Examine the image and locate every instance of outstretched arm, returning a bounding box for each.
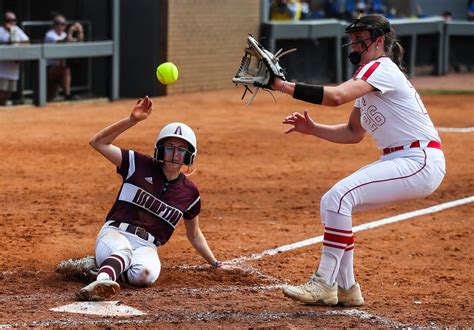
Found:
[274,78,374,107]
[89,96,153,166]
[184,216,220,267]
[283,107,366,144]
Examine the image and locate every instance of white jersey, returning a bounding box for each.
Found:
[353,57,440,149]
[0,26,29,80]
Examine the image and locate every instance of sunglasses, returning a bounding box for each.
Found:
[53,21,66,26]
[4,18,16,23]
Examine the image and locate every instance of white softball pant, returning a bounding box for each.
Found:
[320,147,446,221]
[95,221,161,286]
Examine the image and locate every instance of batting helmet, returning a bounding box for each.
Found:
[154,122,197,166]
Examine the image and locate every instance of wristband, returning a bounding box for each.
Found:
[293,83,324,105]
[211,260,222,269]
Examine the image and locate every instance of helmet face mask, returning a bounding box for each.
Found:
[343,15,391,65]
[154,122,197,166]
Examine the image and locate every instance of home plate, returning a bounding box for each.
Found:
[50,301,146,316]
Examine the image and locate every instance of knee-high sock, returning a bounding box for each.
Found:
[316,211,352,287]
[96,254,126,281]
[335,236,355,290]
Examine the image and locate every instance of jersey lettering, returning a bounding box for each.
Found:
[406,79,428,114]
[119,183,183,228]
[362,105,386,132]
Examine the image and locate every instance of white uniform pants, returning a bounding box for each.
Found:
[320,148,446,221]
[95,221,161,286]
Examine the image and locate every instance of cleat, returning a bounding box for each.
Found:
[338,283,365,307]
[77,279,121,301]
[283,275,338,305]
[55,256,98,282]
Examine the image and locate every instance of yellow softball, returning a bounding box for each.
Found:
[156,62,179,85]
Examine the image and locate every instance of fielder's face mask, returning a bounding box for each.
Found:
[343,17,391,65]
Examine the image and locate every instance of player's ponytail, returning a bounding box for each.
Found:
[384,30,407,73]
[356,14,407,74]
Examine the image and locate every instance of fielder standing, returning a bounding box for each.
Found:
[75,96,223,301]
[274,14,446,306]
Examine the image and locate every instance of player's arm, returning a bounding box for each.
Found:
[184,216,220,267]
[89,96,153,167]
[274,78,374,107]
[283,106,366,144]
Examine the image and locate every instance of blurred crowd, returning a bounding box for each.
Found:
[270,0,474,21]
[0,11,83,106]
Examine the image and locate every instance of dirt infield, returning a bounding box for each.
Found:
[0,86,473,327]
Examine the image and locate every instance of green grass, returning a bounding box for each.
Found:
[418,89,474,95]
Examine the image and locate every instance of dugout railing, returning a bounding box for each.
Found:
[260,17,474,83]
[0,0,120,107]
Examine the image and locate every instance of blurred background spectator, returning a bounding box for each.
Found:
[270,0,301,21]
[44,14,84,101]
[468,0,474,20]
[0,11,29,106]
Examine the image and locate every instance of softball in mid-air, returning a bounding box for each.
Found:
[156,62,179,84]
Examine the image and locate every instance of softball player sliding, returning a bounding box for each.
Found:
[274,14,446,306]
[77,96,224,301]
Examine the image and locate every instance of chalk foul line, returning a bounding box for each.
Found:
[437,127,474,133]
[230,196,474,263]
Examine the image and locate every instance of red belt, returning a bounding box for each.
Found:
[383,140,442,155]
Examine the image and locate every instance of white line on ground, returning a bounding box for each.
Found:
[437,127,474,133]
[230,195,474,263]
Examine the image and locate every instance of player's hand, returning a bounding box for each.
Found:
[282,110,316,135]
[130,96,153,123]
[214,262,250,274]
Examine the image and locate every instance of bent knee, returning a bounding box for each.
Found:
[320,187,354,218]
[128,267,160,287]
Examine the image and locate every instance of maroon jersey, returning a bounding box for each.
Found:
[105,149,201,245]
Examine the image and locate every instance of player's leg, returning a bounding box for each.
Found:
[47,67,62,101]
[78,227,132,301]
[327,150,443,300]
[120,246,161,287]
[283,149,445,305]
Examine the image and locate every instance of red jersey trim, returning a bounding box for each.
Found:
[361,62,381,81]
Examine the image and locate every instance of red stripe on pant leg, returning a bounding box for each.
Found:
[323,242,347,249]
[337,150,427,213]
[325,227,353,234]
[347,235,354,245]
[324,232,351,245]
[99,266,116,281]
[345,245,354,251]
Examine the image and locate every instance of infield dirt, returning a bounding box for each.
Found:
[0,83,473,327]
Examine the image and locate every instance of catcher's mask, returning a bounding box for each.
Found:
[154,122,197,166]
[343,15,391,65]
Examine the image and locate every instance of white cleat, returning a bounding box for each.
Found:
[283,275,338,305]
[77,279,121,301]
[338,283,365,307]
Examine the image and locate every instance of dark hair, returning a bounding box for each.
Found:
[357,14,406,73]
